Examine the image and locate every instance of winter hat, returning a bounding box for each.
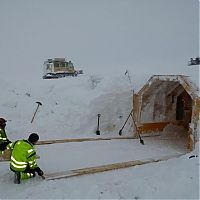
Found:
[28,133,39,143]
[0,118,7,125]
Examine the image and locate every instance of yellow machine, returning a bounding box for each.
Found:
[43,58,83,79]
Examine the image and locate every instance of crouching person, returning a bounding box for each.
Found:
[0,118,12,159]
[10,133,44,184]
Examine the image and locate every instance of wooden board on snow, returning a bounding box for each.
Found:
[37,136,135,145]
[37,135,160,145]
[44,153,185,181]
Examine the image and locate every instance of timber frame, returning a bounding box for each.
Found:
[133,75,200,151]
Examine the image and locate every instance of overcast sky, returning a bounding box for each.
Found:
[0,0,199,82]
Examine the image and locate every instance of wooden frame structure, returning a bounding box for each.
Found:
[133,75,200,150]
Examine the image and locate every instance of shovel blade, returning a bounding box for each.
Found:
[140,139,144,145]
[96,130,100,135]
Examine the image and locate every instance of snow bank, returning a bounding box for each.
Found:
[1,73,134,140]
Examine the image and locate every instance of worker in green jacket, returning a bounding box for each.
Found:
[0,118,12,157]
[10,133,44,184]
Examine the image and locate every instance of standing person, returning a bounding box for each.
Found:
[0,118,12,158]
[10,133,44,184]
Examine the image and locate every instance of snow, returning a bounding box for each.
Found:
[0,0,199,199]
[0,139,199,199]
[0,71,199,199]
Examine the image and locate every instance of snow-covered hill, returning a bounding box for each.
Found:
[0,73,136,140]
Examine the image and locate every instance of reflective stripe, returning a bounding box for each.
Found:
[11,156,27,165]
[29,162,37,167]
[27,173,34,178]
[0,137,7,140]
[11,162,27,169]
[28,149,34,153]
[6,143,12,149]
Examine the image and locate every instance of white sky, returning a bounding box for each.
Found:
[0,0,199,83]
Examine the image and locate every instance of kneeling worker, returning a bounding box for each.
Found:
[0,118,12,158]
[10,133,44,184]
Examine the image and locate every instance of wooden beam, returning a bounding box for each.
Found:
[37,136,135,145]
[166,82,181,96]
[44,153,185,180]
[138,121,186,134]
[37,135,160,145]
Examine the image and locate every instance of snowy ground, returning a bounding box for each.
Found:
[0,62,199,199]
[0,138,199,199]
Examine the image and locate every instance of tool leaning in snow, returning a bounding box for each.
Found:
[130,112,144,145]
[31,101,42,123]
[118,109,133,136]
[96,114,101,135]
[118,109,144,145]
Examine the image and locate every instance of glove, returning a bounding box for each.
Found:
[0,142,9,151]
[7,139,12,144]
[38,170,44,176]
[35,167,44,176]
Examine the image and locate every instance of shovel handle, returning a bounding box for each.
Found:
[119,109,133,135]
[31,105,39,123]
[131,113,144,145]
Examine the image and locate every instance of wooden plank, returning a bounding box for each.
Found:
[44,153,185,180]
[138,121,186,134]
[138,122,170,133]
[37,136,135,145]
[37,135,160,145]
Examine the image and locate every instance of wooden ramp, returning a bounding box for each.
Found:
[44,153,185,181]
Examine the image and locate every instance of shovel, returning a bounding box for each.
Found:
[96,114,101,135]
[119,109,133,136]
[131,113,144,145]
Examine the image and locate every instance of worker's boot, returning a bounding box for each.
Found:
[14,172,20,184]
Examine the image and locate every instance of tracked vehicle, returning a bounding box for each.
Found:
[43,58,83,79]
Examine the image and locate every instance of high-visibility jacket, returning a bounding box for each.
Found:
[0,128,8,145]
[0,128,11,152]
[10,140,38,172]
